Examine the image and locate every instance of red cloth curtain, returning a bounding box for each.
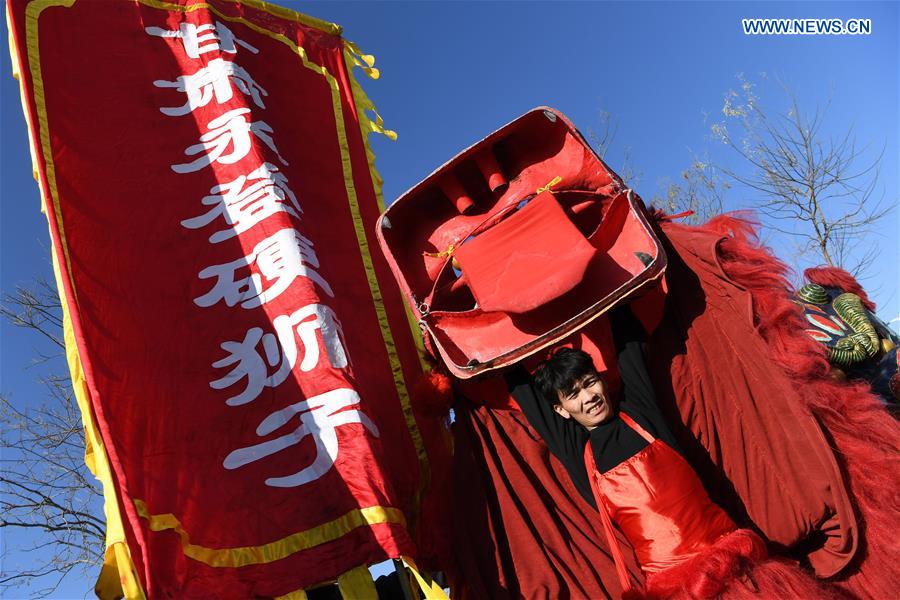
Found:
[444,215,899,599]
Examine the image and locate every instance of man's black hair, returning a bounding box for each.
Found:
[533,348,600,406]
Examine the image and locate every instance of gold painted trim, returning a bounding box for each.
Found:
[134,499,405,568]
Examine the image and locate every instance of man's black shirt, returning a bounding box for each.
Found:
[507,308,681,508]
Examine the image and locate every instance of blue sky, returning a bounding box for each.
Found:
[1,1,897,597]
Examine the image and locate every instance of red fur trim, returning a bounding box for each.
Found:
[662,213,900,599]
[717,559,852,600]
[641,529,766,599]
[625,530,847,600]
[804,266,876,311]
[413,370,453,417]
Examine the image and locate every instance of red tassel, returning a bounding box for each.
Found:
[412,370,453,417]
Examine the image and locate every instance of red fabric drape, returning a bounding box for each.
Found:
[698,217,899,599]
[445,214,899,599]
[449,405,641,599]
[453,191,596,314]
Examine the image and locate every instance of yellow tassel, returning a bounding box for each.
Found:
[344,40,379,79]
[423,243,456,259]
[536,175,562,195]
[345,41,376,67]
[402,556,450,600]
[275,587,309,600]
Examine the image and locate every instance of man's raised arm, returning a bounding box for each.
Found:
[505,366,587,461]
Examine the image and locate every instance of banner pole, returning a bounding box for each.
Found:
[393,559,416,600]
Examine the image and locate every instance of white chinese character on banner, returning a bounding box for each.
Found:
[194,228,332,309]
[181,163,300,243]
[210,303,348,406]
[154,58,267,116]
[210,326,285,406]
[273,304,349,372]
[222,388,379,487]
[145,21,258,59]
[172,108,287,174]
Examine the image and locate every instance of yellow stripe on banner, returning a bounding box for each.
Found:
[24,0,78,295]
[137,0,341,36]
[134,500,405,568]
[5,2,41,184]
[228,0,341,36]
[402,555,450,600]
[337,565,378,599]
[335,41,431,532]
[136,1,328,79]
[17,1,146,598]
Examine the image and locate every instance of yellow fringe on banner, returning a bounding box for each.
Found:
[344,39,380,80]
[341,38,428,377]
[343,42,396,140]
[402,556,450,600]
[342,39,428,377]
[337,565,378,599]
[275,588,309,600]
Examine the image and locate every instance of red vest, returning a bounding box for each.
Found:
[584,413,736,590]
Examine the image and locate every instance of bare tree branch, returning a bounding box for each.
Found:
[709,75,894,280]
[652,153,730,225]
[1,278,103,598]
[588,108,643,187]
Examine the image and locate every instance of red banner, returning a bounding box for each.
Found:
[7,1,445,597]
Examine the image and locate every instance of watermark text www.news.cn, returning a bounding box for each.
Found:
[742,18,871,35]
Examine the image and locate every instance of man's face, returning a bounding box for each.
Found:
[554,372,612,429]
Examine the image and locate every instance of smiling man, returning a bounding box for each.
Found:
[507,307,685,509]
[507,306,842,599]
